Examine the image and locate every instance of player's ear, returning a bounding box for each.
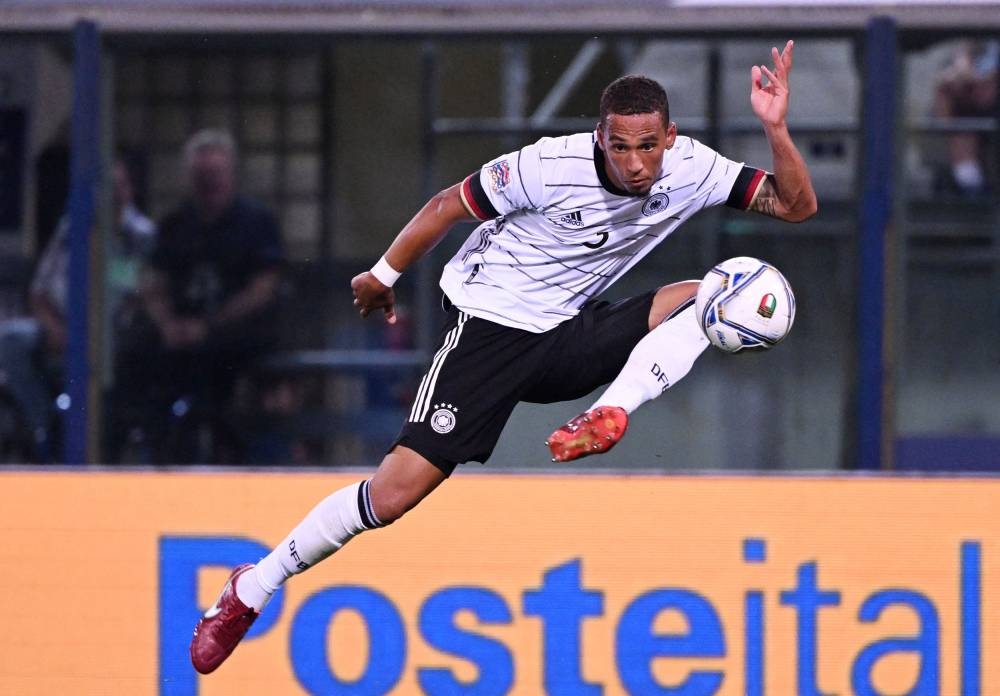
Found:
[665,121,677,149]
[595,122,607,151]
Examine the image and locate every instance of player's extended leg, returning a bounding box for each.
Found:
[547,281,708,462]
[189,446,446,674]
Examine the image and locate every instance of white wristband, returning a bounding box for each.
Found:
[370,255,402,287]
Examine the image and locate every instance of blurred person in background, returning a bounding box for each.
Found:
[934,39,998,196]
[124,128,283,464]
[0,155,154,461]
[190,41,816,674]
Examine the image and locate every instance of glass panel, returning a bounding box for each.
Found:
[241,152,277,195]
[282,201,320,253]
[899,264,1000,433]
[285,56,320,97]
[903,38,998,199]
[629,39,709,122]
[242,105,276,145]
[243,57,277,96]
[196,103,236,133]
[153,106,191,147]
[287,104,320,145]
[896,35,1000,471]
[285,153,319,193]
[116,57,148,97]
[195,58,234,97]
[117,104,148,147]
[95,35,908,470]
[153,57,190,97]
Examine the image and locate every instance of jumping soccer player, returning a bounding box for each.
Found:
[190,40,816,674]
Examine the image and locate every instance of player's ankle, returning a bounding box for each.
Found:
[235,564,275,612]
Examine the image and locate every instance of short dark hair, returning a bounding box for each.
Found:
[183,128,237,170]
[599,75,670,127]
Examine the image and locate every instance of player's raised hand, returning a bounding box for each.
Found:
[750,40,794,129]
[351,271,397,324]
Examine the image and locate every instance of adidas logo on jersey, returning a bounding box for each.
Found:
[555,210,584,227]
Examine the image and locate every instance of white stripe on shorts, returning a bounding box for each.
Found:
[409,311,469,423]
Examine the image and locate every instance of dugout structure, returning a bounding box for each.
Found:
[0,1,996,470]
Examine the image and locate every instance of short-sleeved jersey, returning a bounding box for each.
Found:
[153,195,284,317]
[440,132,766,332]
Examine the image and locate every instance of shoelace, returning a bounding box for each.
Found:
[208,595,256,639]
[210,613,255,651]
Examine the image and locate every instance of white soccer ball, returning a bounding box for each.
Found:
[694,256,796,353]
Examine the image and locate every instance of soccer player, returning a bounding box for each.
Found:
[190,40,816,674]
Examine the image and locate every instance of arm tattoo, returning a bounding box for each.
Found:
[749,174,780,218]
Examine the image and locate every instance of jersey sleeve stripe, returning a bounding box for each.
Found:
[725,166,767,210]
[461,174,499,221]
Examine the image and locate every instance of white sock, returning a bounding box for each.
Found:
[236,480,383,611]
[590,302,709,414]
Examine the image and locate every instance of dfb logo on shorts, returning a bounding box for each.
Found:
[430,404,458,434]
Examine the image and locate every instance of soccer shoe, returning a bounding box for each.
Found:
[545,406,628,462]
[190,563,259,674]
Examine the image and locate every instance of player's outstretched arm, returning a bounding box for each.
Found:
[748,40,818,222]
[352,182,475,323]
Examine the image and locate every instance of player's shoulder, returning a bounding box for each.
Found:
[666,135,729,169]
[674,135,706,158]
[527,131,595,159]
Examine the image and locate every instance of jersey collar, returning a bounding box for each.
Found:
[593,142,645,198]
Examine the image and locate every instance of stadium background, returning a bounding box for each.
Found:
[0,0,998,693]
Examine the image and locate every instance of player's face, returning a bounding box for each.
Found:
[188,148,237,221]
[597,112,676,196]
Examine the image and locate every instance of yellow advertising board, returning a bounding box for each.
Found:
[0,470,995,695]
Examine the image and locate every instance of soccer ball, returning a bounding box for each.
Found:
[694,256,796,353]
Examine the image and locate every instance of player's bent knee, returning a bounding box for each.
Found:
[369,488,415,525]
[654,279,699,303]
[368,476,433,524]
[368,446,448,525]
[650,279,700,328]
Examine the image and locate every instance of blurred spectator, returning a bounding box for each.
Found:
[0,156,154,461]
[933,39,999,196]
[35,156,157,358]
[124,129,284,463]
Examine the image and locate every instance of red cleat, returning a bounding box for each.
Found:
[190,563,259,674]
[545,406,629,462]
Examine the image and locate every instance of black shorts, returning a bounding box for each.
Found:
[391,291,655,475]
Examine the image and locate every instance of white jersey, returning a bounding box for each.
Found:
[441,131,763,332]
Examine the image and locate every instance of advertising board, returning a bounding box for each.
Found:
[0,471,994,695]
